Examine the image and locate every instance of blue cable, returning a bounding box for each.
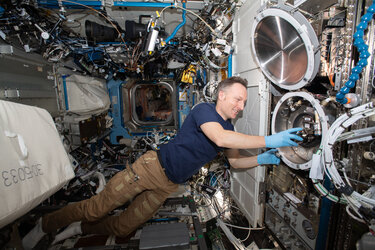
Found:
[336,2,375,104]
[209,173,217,187]
[164,2,186,44]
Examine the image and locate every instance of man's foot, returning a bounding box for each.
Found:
[52,221,82,245]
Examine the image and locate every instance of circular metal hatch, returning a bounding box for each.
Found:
[271,92,328,170]
[251,5,320,90]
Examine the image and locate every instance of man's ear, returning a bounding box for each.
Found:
[218,90,226,101]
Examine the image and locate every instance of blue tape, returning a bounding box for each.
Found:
[62,75,69,110]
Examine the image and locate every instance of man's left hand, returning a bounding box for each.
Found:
[257,149,281,165]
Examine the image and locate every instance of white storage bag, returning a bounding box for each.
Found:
[0,100,75,228]
[63,74,110,115]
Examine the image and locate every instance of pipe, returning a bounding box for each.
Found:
[114,2,173,8]
[165,2,186,44]
[37,0,102,9]
[37,1,173,9]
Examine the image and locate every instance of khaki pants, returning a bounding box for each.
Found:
[42,151,178,237]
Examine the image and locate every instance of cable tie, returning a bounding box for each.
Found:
[338,185,354,195]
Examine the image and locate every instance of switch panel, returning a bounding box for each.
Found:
[265,189,319,249]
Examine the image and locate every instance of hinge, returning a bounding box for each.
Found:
[258,181,266,204]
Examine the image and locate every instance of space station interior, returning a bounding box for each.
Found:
[1,0,375,249]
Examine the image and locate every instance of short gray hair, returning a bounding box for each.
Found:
[215,77,248,101]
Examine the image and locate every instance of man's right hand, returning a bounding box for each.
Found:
[264,127,303,148]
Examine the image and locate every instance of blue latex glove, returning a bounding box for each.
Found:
[265,127,303,148]
[257,149,280,165]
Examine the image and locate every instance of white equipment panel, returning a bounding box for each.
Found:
[231,0,270,227]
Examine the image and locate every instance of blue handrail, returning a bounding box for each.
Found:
[336,2,375,104]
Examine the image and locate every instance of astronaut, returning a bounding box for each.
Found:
[23,76,302,248]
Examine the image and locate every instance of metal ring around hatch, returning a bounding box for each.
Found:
[251,5,320,90]
[271,92,328,170]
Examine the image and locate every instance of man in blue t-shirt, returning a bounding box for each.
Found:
[23,77,302,248]
[159,77,301,184]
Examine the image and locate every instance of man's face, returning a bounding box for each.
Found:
[218,83,247,120]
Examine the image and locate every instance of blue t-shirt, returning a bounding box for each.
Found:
[159,102,234,184]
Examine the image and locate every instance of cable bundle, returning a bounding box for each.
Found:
[321,102,375,226]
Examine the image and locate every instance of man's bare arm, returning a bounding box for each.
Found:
[200,122,266,149]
